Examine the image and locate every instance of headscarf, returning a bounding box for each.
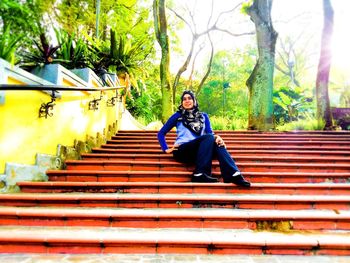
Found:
[177,90,204,135]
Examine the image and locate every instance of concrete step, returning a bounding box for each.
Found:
[64,159,350,173]
[81,153,350,163]
[0,207,349,231]
[0,193,349,210]
[1,226,349,255]
[17,182,350,195]
[45,170,350,183]
[91,148,350,157]
[100,144,350,151]
[116,130,350,135]
[107,139,350,145]
[112,134,350,140]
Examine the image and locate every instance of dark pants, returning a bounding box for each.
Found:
[173,134,240,182]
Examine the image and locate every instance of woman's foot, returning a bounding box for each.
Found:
[191,173,219,183]
[231,171,251,187]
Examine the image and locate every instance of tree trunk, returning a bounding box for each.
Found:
[246,0,277,131]
[153,0,173,123]
[316,0,334,130]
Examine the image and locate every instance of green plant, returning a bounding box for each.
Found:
[86,29,153,82]
[275,113,324,131]
[126,83,162,123]
[55,29,90,69]
[19,33,64,70]
[273,86,313,124]
[0,24,23,64]
[210,116,247,130]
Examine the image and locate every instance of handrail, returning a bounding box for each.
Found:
[0,84,126,118]
[0,84,125,92]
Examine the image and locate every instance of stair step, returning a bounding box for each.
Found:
[64,160,350,173]
[17,182,350,195]
[107,139,350,145]
[100,144,350,151]
[80,153,350,163]
[1,193,349,210]
[112,134,350,140]
[0,207,349,231]
[1,226,349,255]
[116,130,350,135]
[46,170,350,183]
[91,148,350,156]
[91,148,350,157]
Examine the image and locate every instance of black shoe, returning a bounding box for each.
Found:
[231,173,251,187]
[191,173,219,183]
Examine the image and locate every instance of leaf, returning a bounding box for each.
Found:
[278,91,292,105]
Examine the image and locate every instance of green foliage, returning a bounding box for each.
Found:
[125,64,162,124]
[19,33,63,70]
[241,0,253,15]
[0,24,23,63]
[0,0,38,34]
[276,113,324,131]
[273,86,314,124]
[126,81,162,124]
[55,29,90,69]
[196,48,255,125]
[86,29,155,90]
[210,116,247,131]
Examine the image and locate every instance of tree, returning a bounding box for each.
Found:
[246,0,278,130]
[169,1,253,99]
[315,0,334,130]
[153,0,173,122]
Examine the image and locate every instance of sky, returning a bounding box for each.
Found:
[170,0,350,89]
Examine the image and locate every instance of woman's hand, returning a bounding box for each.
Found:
[165,145,179,154]
[215,135,226,148]
[165,148,174,154]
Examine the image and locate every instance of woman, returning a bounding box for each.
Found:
[157,90,251,187]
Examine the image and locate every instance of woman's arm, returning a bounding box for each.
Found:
[157,112,180,152]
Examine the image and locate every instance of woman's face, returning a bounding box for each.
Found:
[182,94,194,110]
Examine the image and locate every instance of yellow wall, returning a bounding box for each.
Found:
[0,71,120,173]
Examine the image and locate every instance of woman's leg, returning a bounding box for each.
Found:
[173,134,215,175]
[214,145,250,187]
[214,145,239,182]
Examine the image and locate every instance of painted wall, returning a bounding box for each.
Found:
[0,60,121,173]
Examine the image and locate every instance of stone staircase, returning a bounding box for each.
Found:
[1,130,350,255]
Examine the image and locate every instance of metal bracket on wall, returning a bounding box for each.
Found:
[39,91,57,118]
[89,91,103,111]
[106,90,119,107]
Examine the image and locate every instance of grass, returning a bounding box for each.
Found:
[210,116,247,130]
[275,115,325,131]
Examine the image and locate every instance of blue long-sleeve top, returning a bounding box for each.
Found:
[157,111,214,152]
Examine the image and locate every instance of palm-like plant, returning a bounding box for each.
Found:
[87,29,153,81]
[19,33,63,70]
[0,24,23,64]
[55,29,90,69]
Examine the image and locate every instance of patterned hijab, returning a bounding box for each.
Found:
[177,90,204,135]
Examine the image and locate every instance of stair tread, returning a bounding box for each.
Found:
[92,148,350,155]
[81,153,350,161]
[46,169,350,176]
[2,192,350,201]
[17,181,350,188]
[0,226,349,246]
[65,159,350,166]
[1,207,349,219]
[108,139,350,144]
[101,144,350,149]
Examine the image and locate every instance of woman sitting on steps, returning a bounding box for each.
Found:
[157,90,251,187]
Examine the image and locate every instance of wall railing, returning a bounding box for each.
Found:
[0,84,125,118]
